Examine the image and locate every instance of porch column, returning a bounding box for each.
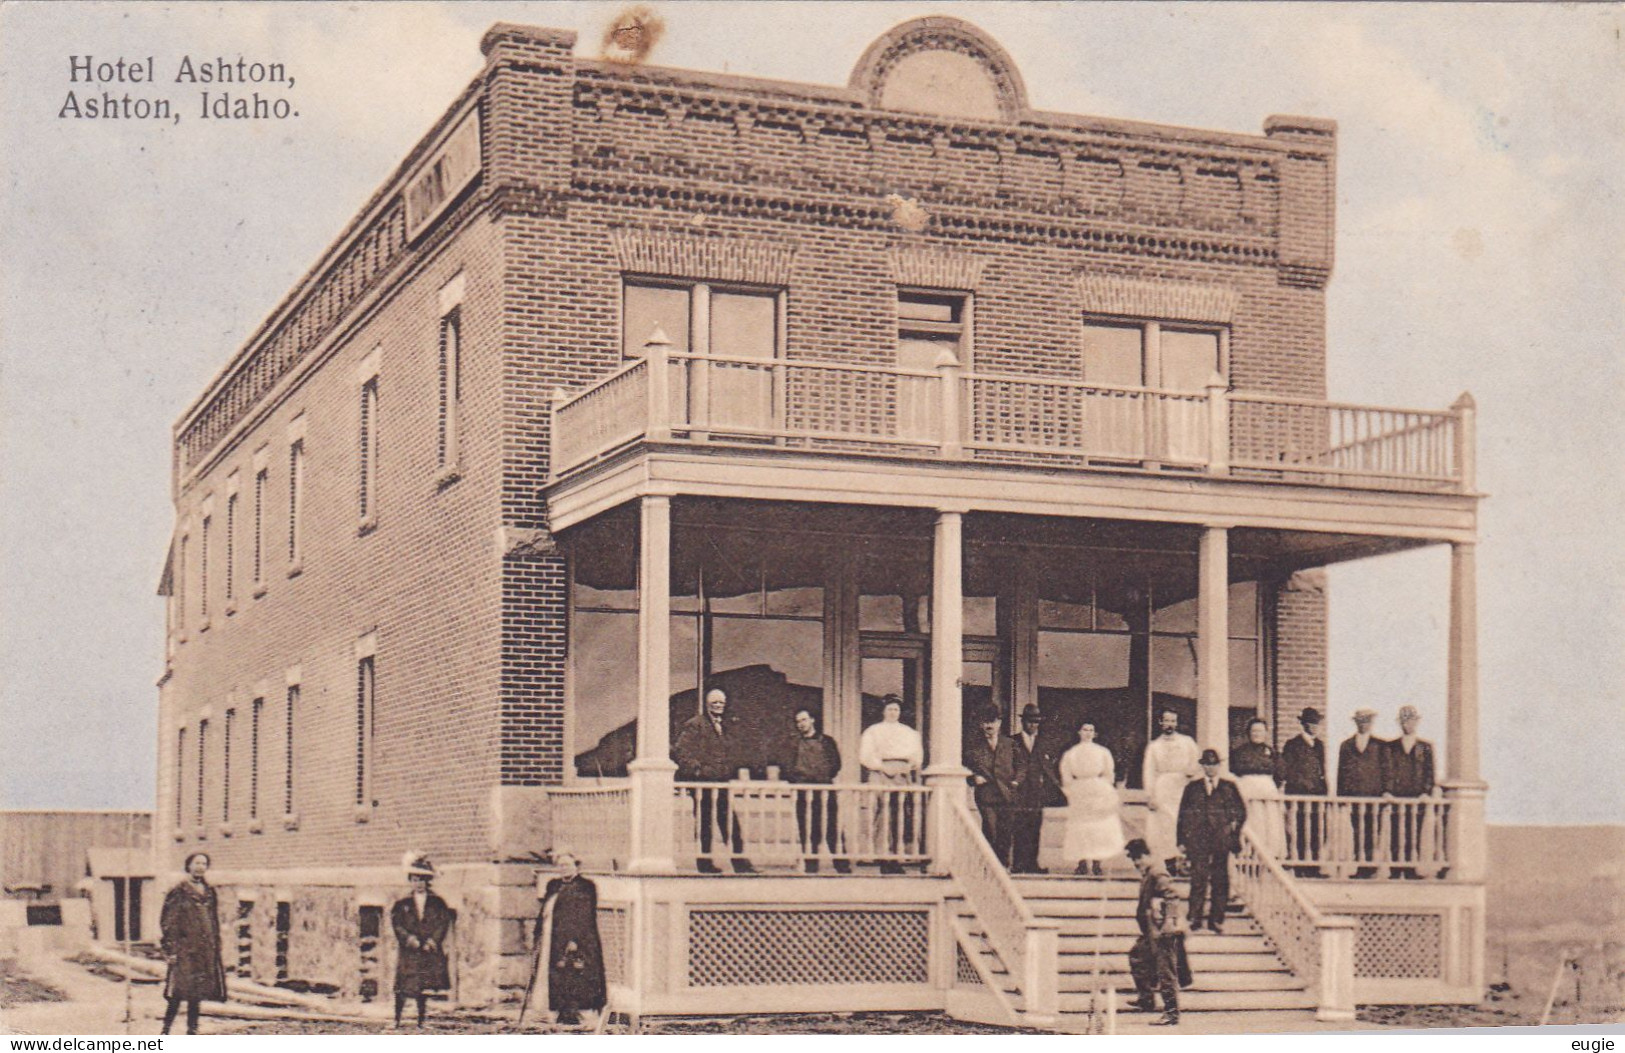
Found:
[925,510,970,873]
[627,494,677,873]
[1443,540,1487,882]
[1197,526,1231,757]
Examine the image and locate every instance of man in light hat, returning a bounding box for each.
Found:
[1141,708,1200,873]
[1177,749,1247,932]
[1279,707,1328,876]
[1337,708,1387,878]
[391,852,455,1028]
[1382,705,1437,878]
[995,703,1061,873]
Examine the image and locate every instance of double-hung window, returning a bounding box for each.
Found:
[622,279,782,434]
[1080,317,1225,463]
[356,348,381,530]
[437,274,465,479]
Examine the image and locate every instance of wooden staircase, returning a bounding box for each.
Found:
[947,872,1320,1033]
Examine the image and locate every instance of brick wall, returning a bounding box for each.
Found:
[162,18,1338,865]
[161,213,509,871]
[1272,569,1329,745]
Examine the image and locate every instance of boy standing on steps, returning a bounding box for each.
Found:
[1125,837,1188,1026]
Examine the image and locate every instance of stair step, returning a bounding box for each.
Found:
[1052,956,1294,976]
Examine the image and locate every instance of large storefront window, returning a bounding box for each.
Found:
[1034,555,1264,789]
[570,523,827,778]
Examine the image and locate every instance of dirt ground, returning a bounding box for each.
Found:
[4,941,1621,1035]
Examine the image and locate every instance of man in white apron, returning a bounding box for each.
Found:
[1141,709,1199,870]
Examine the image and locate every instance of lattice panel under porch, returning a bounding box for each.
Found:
[955,944,984,986]
[598,906,629,987]
[687,909,929,987]
[1353,912,1443,979]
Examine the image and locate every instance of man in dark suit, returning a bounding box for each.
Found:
[782,708,845,873]
[995,704,1060,874]
[963,708,1011,863]
[1279,707,1327,876]
[1382,705,1437,878]
[1177,749,1247,932]
[673,687,754,873]
[1337,708,1386,878]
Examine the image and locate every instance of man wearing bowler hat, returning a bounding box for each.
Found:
[995,704,1060,874]
[1177,749,1247,932]
[1280,707,1328,876]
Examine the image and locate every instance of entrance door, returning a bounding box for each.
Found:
[857,637,1002,769]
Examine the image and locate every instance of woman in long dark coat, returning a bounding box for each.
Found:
[390,852,455,1028]
[159,852,227,1035]
[531,851,606,1026]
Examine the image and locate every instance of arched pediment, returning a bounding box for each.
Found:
[849,17,1029,122]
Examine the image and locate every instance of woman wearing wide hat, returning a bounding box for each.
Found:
[390,852,455,1028]
[159,851,227,1034]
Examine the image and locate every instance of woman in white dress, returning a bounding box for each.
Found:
[1059,721,1126,876]
[1230,718,1286,859]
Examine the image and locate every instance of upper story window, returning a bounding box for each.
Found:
[356,348,381,531]
[437,309,462,471]
[224,477,239,607]
[896,290,969,440]
[437,273,465,478]
[1081,318,1225,392]
[252,446,269,593]
[287,415,306,573]
[624,278,783,432]
[896,289,969,366]
[199,508,213,625]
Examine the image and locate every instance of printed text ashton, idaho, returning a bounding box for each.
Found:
[58,55,299,124]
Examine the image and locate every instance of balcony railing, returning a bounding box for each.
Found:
[551,344,1475,494]
[549,785,633,871]
[1277,794,1453,879]
[680,781,930,870]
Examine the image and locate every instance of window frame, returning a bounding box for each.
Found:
[896,287,973,367]
[1080,313,1229,393]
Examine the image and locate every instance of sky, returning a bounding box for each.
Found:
[1,2,1621,824]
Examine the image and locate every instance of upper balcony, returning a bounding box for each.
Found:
[547,335,1477,539]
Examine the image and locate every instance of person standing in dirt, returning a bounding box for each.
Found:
[391,852,455,1028]
[531,850,607,1027]
[159,851,227,1035]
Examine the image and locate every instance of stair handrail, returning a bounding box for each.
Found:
[1234,826,1357,1022]
[944,798,1059,1024]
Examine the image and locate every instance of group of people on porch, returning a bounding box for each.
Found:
[670,683,1437,879]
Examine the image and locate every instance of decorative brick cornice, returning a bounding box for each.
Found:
[1075,275,1239,323]
[609,228,796,285]
[887,246,988,291]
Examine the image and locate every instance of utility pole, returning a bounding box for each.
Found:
[122,810,134,1034]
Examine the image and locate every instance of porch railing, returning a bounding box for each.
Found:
[551,345,1473,495]
[677,781,931,869]
[1233,826,1357,1022]
[1229,394,1460,489]
[548,785,632,871]
[943,796,1059,1024]
[1279,794,1452,878]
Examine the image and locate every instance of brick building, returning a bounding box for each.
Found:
[154,18,1485,1028]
